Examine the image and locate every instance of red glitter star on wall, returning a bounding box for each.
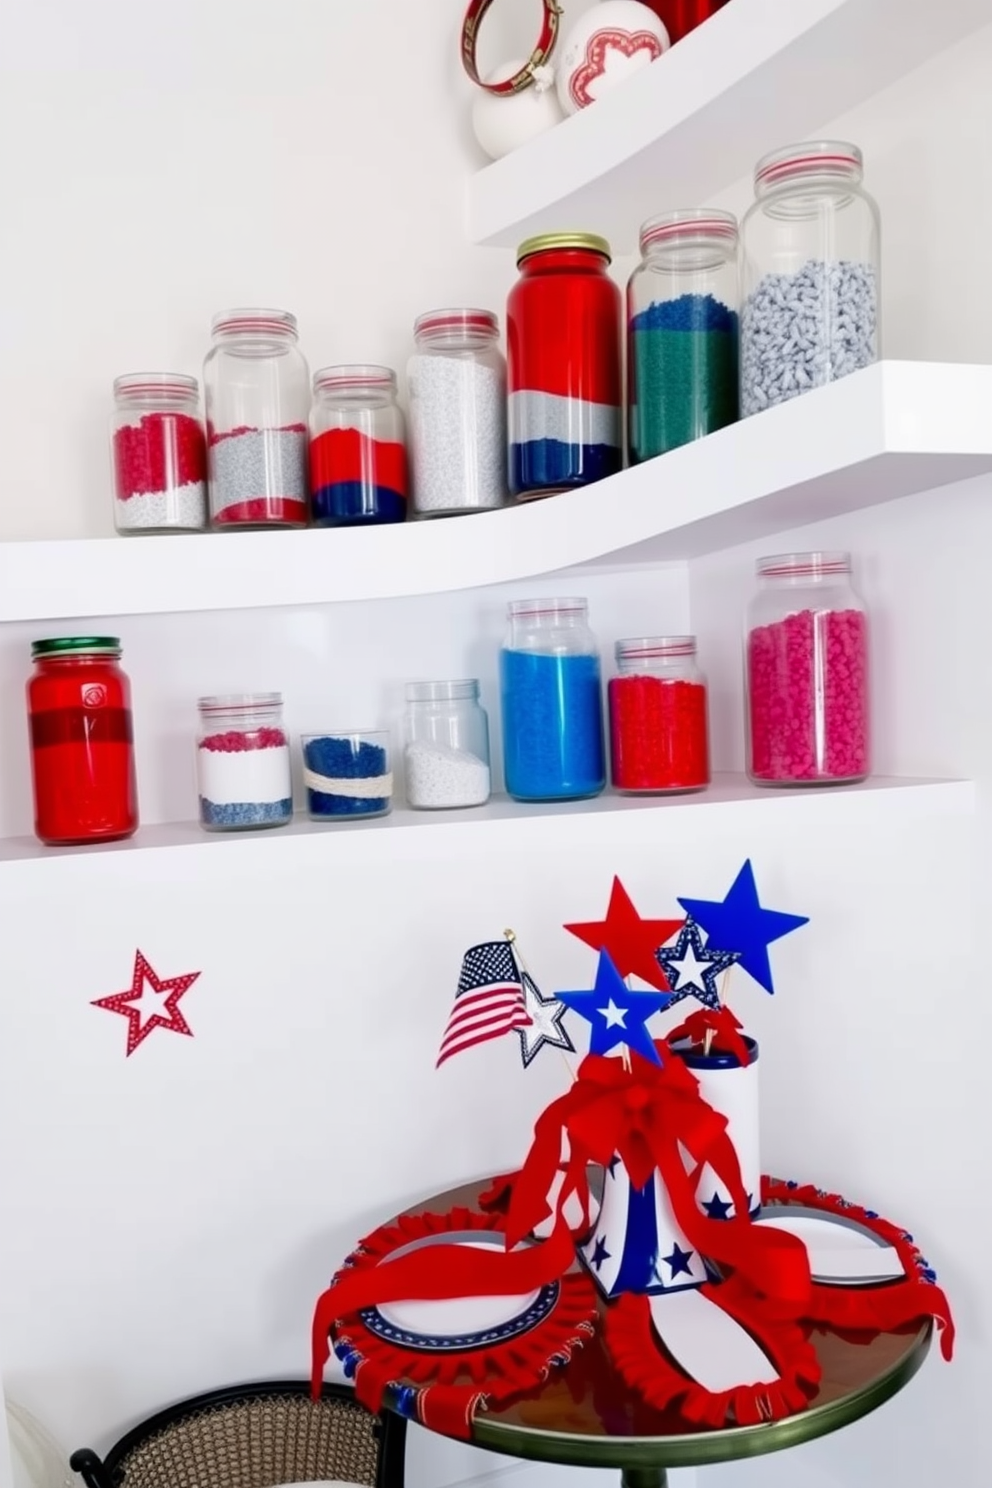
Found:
[92,950,201,1057]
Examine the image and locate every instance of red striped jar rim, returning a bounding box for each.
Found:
[211,309,298,340]
[639,210,738,252]
[757,552,851,579]
[313,364,396,392]
[616,635,696,660]
[755,141,863,189]
[414,308,499,340]
[508,597,588,618]
[114,372,199,401]
[198,691,283,714]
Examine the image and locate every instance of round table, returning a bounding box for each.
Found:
[384,1178,932,1488]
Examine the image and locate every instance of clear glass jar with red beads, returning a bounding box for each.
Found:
[507,234,622,499]
[608,636,710,794]
[196,694,293,831]
[746,552,870,786]
[309,366,407,526]
[111,374,208,534]
[27,637,139,845]
[203,309,310,529]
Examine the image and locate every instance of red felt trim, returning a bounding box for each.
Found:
[605,1279,821,1427]
[312,1206,597,1439]
[761,1178,955,1361]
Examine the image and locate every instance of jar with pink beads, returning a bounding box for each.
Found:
[745,552,870,786]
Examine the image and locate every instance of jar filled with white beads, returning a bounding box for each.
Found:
[407,310,507,516]
[740,142,880,417]
[404,680,491,809]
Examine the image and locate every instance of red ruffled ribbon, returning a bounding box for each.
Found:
[667,1006,753,1067]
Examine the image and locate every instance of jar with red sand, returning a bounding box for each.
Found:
[204,309,310,528]
[609,636,709,793]
[112,374,207,534]
[309,366,407,526]
[746,552,870,786]
[196,693,292,831]
[27,637,138,845]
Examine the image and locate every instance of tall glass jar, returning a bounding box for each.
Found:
[609,636,709,793]
[507,235,622,498]
[309,366,407,527]
[627,210,739,462]
[203,308,310,529]
[111,374,208,534]
[196,693,293,831]
[746,552,870,786]
[407,309,506,516]
[404,680,491,809]
[500,598,605,801]
[27,637,138,845]
[740,141,880,417]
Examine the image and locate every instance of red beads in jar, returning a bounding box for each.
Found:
[746,552,870,785]
[608,636,709,793]
[27,637,139,845]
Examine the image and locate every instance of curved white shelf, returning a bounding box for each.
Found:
[467,0,991,250]
[0,775,972,871]
[0,360,989,624]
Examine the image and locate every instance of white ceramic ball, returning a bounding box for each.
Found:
[556,0,670,117]
[472,59,565,161]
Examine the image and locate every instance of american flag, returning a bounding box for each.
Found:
[436,940,531,1067]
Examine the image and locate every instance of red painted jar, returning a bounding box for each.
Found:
[608,635,709,793]
[507,233,622,499]
[641,1,729,45]
[27,637,139,845]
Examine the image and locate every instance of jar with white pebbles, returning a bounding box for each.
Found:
[407,309,507,516]
[740,141,880,417]
[403,680,492,809]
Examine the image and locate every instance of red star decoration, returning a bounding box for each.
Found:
[92,950,201,1057]
[564,877,684,992]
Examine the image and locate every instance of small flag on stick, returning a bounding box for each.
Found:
[436,940,531,1067]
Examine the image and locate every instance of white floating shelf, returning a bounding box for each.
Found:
[0,361,990,624]
[467,0,991,249]
[0,775,973,873]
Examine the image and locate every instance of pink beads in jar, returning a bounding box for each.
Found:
[746,551,869,785]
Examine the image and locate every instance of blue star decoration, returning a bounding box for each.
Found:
[655,916,739,1011]
[516,972,575,1069]
[558,951,670,1066]
[702,1192,733,1219]
[661,1243,694,1278]
[678,858,809,995]
[591,1237,611,1271]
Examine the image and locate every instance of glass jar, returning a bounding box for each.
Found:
[740,141,880,417]
[309,366,408,527]
[641,1,729,44]
[404,680,491,809]
[746,552,870,786]
[500,598,605,801]
[609,636,709,793]
[407,309,506,516]
[111,373,208,534]
[196,693,293,830]
[507,235,622,498]
[627,210,739,462]
[203,308,310,528]
[27,637,138,845]
[301,731,392,820]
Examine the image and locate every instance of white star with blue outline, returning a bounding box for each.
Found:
[516,972,575,1069]
[655,916,739,1011]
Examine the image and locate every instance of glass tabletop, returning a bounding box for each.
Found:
[386,1177,932,1471]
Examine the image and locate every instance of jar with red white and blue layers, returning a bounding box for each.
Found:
[746,552,870,786]
[196,693,292,831]
[506,234,623,499]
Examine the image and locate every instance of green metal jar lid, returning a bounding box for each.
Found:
[31,636,121,657]
[517,232,612,264]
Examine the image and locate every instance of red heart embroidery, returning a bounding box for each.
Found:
[568,28,664,109]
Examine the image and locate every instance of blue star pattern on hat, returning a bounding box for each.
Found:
[677,859,808,995]
[655,916,739,1011]
[557,950,670,1065]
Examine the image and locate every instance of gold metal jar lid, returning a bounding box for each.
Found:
[516,232,612,264]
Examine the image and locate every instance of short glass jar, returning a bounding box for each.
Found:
[609,636,709,793]
[203,308,310,528]
[507,235,622,498]
[740,141,880,417]
[746,552,870,786]
[627,211,739,462]
[407,309,506,516]
[309,366,407,527]
[301,731,392,820]
[27,636,139,845]
[196,693,293,830]
[500,598,605,802]
[404,681,491,809]
[111,374,208,534]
